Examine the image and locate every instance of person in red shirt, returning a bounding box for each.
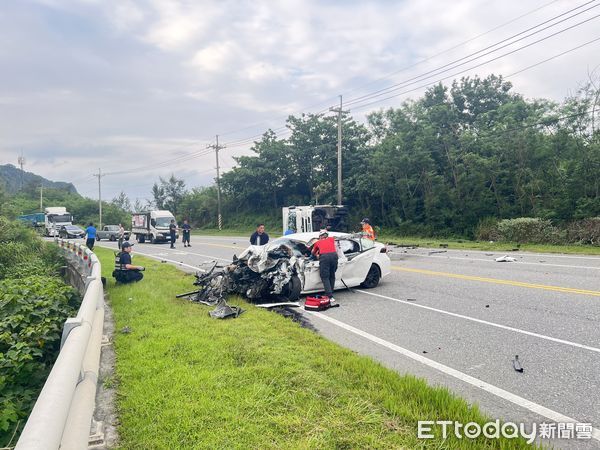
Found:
[311,229,339,304]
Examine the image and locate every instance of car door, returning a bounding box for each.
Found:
[340,238,376,286]
[301,240,347,293]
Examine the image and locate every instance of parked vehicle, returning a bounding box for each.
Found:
[43,207,73,237]
[58,224,85,239]
[131,210,178,244]
[283,205,349,234]
[96,225,130,241]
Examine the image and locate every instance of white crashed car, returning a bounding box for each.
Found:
[238,232,391,299]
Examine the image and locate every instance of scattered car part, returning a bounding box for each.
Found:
[495,255,517,262]
[512,355,524,373]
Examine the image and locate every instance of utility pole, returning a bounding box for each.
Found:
[93,169,105,228]
[208,136,225,230]
[40,184,43,211]
[330,95,348,205]
[17,152,25,191]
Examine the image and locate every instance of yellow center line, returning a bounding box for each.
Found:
[391,266,600,297]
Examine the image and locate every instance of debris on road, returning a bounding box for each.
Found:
[120,326,131,334]
[495,255,517,262]
[485,304,490,308]
[177,244,302,319]
[512,355,524,373]
[428,250,447,255]
[209,301,244,319]
[406,298,417,302]
[304,295,339,311]
[256,302,301,309]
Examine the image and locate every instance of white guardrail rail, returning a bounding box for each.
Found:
[16,239,105,450]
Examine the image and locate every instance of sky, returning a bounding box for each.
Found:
[1,0,599,204]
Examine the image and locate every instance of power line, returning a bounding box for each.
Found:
[339,0,565,98]
[344,1,600,108]
[347,27,600,113]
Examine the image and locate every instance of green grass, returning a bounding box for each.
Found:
[96,247,533,449]
[378,233,600,255]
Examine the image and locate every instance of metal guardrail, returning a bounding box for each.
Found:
[16,239,105,450]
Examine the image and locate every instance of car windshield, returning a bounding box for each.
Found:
[105,225,119,231]
[65,226,81,231]
[155,217,175,227]
[51,214,72,223]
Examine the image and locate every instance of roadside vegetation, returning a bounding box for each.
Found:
[95,247,532,449]
[0,217,80,447]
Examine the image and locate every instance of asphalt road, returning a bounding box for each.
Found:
[90,235,600,448]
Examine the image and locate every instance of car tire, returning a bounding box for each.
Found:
[96,236,101,241]
[280,275,302,301]
[139,235,146,244]
[360,264,381,289]
[110,235,116,241]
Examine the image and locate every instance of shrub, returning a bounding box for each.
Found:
[566,217,600,245]
[474,217,501,241]
[0,276,79,446]
[496,218,563,244]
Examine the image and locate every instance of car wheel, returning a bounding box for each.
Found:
[96,236,101,241]
[139,235,146,244]
[360,264,381,289]
[110,235,116,241]
[280,275,302,301]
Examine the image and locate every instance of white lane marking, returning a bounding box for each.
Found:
[396,252,600,271]
[96,242,231,263]
[306,311,600,442]
[355,290,600,354]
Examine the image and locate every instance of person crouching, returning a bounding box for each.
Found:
[113,242,144,283]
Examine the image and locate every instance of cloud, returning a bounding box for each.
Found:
[1,0,599,203]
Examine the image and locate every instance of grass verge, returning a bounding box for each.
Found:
[95,247,533,449]
[378,234,600,255]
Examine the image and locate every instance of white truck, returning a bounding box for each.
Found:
[44,206,73,237]
[131,210,178,244]
[282,205,349,234]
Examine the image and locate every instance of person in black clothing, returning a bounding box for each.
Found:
[112,242,144,283]
[250,223,269,246]
[182,219,191,247]
[169,219,177,249]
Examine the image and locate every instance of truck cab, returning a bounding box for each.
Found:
[131,210,178,244]
[44,207,73,237]
[283,205,349,234]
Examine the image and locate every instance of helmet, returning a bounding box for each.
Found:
[361,218,370,224]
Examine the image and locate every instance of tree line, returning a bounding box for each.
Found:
[215,74,599,236]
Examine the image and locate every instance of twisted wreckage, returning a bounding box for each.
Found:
[177,232,392,319]
[177,242,303,319]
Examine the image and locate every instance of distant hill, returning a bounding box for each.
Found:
[0,164,79,195]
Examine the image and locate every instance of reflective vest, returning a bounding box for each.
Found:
[362,224,375,240]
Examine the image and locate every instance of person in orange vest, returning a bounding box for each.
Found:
[360,218,376,240]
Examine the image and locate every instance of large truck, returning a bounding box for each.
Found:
[43,207,73,236]
[282,205,349,234]
[131,210,178,244]
[18,212,46,232]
